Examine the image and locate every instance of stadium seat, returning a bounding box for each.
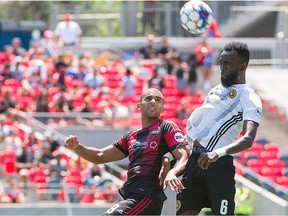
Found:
[243,152,259,163]
[259,151,278,162]
[233,154,244,164]
[266,159,285,174]
[260,166,282,182]
[255,137,270,146]
[246,159,264,174]
[275,176,288,189]
[263,143,280,155]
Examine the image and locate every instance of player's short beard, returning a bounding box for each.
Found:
[221,73,238,87]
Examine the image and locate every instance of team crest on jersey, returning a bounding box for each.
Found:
[174,132,184,143]
[227,89,237,99]
[150,129,160,139]
[176,200,181,212]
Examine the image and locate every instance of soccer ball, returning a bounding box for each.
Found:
[180,0,213,35]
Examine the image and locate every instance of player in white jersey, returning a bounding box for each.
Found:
[175,41,262,215]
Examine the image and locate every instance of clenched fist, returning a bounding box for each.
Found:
[64,135,80,151]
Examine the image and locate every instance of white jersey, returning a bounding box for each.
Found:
[186,84,262,151]
[54,21,82,44]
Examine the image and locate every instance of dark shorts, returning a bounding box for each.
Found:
[176,152,236,215]
[103,193,163,215]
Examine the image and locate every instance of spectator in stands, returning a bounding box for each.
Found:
[10,57,24,81]
[137,34,157,59]
[44,131,60,154]
[38,142,54,169]
[5,130,22,153]
[80,178,99,203]
[0,115,12,138]
[73,59,88,81]
[48,152,67,180]
[118,68,137,104]
[156,36,179,74]
[54,61,68,90]
[54,12,83,48]
[80,98,94,113]
[81,51,95,68]
[35,89,49,112]
[194,36,214,93]
[94,100,113,127]
[42,29,59,58]
[186,53,198,96]
[0,45,15,64]
[83,66,105,90]
[0,63,14,81]
[0,181,11,203]
[112,103,131,129]
[23,131,41,149]
[30,29,42,49]
[52,86,72,112]
[17,145,34,168]
[0,91,16,114]
[6,178,25,203]
[0,132,5,151]
[43,72,56,89]
[170,56,188,94]
[89,164,107,180]
[64,88,190,215]
[27,59,48,85]
[148,68,165,91]
[207,18,223,38]
[11,37,26,57]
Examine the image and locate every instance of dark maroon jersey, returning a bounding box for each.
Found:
[113,119,186,199]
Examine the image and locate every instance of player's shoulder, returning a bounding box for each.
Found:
[160,119,181,131]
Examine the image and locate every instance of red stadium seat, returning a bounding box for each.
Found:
[259,151,278,162]
[260,166,283,182]
[246,159,264,174]
[263,143,280,155]
[276,176,288,188]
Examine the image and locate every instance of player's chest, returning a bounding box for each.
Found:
[127,128,163,152]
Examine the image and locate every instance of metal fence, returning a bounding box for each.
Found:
[49,1,276,37]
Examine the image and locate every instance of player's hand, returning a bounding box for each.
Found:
[64,135,80,151]
[198,152,218,170]
[163,172,185,194]
[159,157,170,187]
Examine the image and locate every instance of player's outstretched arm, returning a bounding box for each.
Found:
[162,144,190,193]
[64,135,126,164]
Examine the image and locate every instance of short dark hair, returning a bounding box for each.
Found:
[55,61,68,70]
[224,41,250,64]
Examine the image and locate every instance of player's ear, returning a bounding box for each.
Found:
[240,62,247,71]
[137,103,141,110]
[161,106,165,113]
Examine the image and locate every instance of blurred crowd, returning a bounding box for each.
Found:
[0,13,223,204]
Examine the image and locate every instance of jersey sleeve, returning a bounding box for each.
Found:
[113,132,131,157]
[161,120,187,151]
[242,91,262,124]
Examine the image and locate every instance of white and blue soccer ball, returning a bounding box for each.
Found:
[180,0,213,35]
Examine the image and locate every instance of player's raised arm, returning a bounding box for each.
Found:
[64,135,126,164]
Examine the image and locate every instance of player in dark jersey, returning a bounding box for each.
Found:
[64,88,190,215]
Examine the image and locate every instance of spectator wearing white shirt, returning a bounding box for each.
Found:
[54,13,82,47]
